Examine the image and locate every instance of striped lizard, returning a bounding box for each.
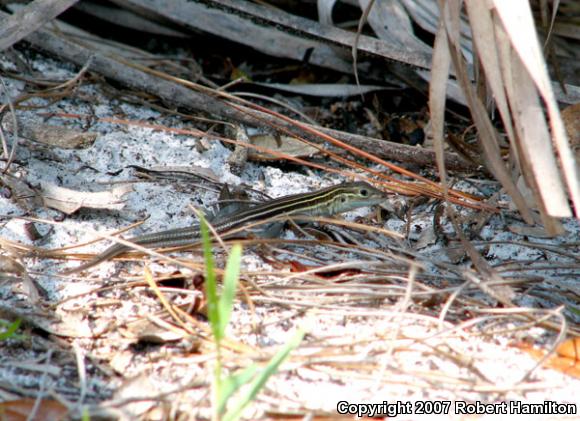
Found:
[63,181,386,274]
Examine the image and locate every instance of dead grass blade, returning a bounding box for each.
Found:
[494,1,579,219]
[432,0,579,231]
[143,266,196,335]
[444,0,535,224]
[429,2,452,198]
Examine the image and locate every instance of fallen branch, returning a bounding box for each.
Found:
[0,0,79,51]
[13,17,477,173]
[115,0,431,70]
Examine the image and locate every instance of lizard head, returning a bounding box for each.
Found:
[328,181,387,215]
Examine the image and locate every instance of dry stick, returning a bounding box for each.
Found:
[136,70,480,179]
[108,55,482,200]
[114,56,482,191]
[114,0,353,74]
[26,23,491,213]
[15,15,479,173]
[241,112,489,208]
[46,112,388,182]
[116,0,431,70]
[227,100,489,206]
[0,0,79,51]
[0,76,19,173]
[72,343,87,407]
[453,218,516,307]
[173,68,477,174]
[73,1,189,38]
[190,0,432,69]
[43,112,489,211]
[321,124,479,172]
[51,15,218,89]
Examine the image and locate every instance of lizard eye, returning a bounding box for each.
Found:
[340,196,346,203]
[360,188,368,197]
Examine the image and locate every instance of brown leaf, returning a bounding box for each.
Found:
[40,182,132,214]
[0,398,68,421]
[515,338,580,379]
[248,134,320,161]
[556,337,580,360]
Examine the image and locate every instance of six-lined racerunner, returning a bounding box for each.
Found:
[63,181,386,274]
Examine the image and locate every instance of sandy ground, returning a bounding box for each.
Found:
[0,51,578,420]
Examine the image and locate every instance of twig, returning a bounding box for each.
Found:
[0,76,19,173]
[13,11,479,172]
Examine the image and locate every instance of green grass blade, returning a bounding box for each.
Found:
[223,329,305,421]
[0,319,21,341]
[199,214,221,342]
[217,364,258,416]
[218,244,242,337]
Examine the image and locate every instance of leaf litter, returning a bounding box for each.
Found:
[0,48,578,419]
